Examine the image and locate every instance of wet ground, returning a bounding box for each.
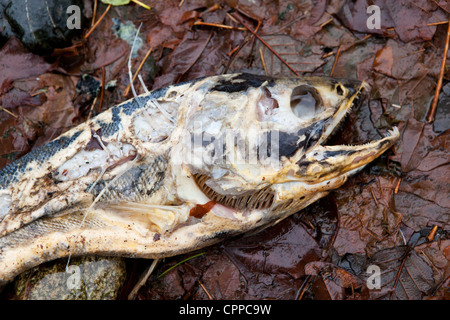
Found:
[0,0,448,300]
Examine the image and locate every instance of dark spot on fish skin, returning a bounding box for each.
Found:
[276,118,330,160]
[212,73,275,93]
[0,130,83,188]
[207,230,237,242]
[99,107,121,138]
[278,131,301,159]
[153,233,160,241]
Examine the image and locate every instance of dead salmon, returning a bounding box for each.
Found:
[0,73,399,285]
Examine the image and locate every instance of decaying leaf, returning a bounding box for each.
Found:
[362,246,436,300]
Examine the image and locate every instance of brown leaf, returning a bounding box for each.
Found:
[363,246,436,300]
[0,38,54,95]
[305,261,370,300]
[152,31,214,89]
[337,0,447,43]
[333,174,403,256]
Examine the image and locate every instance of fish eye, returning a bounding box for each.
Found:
[290,85,323,119]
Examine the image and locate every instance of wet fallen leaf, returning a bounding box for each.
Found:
[305,261,370,300]
[337,0,447,43]
[363,246,436,300]
[391,118,450,231]
[0,38,54,95]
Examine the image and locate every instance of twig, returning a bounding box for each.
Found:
[0,106,18,118]
[231,13,300,76]
[394,178,401,194]
[194,21,246,31]
[130,0,150,10]
[84,4,111,39]
[389,250,408,300]
[127,23,143,98]
[128,259,159,300]
[427,225,438,242]
[330,44,342,77]
[430,0,450,14]
[227,45,240,57]
[259,47,268,75]
[427,20,449,26]
[224,20,261,73]
[87,95,98,120]
[427,15,450,123]
[296,275,313,300]
[91,0,98,27]
[320,17,333,29]
[198,280,213,299]
[123,46,153,97]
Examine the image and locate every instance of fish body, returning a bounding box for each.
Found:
[0,73,399,284]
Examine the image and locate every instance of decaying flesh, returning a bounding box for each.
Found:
[0,73,399,285]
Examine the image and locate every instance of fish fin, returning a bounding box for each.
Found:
[103,202,188,233]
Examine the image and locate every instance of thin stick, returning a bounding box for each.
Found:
[84,4,111,39]
[427,15,450,123]
[127,23,143,98]
[427,20,448,26]
[297,275,312,300]
[320,17,333,28]
[194,21,246,31]
[87,95,98,120]
[0,106,18,118]
[330,44,342,77]
[431,0,450,14]
[128,259,159,300]
[394,178,401,194]
[198,280,213,299]
[231,13,300,76]
[123,46,153,97]
[130,0,150,10]
[259,47,268,75]
[91,0,98,27]
[427,225,438,242]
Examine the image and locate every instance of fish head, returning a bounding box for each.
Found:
[178,73,399,221]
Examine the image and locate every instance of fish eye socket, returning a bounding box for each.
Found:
[336,84,345,96]
[290,85,323,119]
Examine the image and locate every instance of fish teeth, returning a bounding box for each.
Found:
[385,126,399,138]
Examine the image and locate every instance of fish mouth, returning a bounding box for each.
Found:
[296,80,400,183]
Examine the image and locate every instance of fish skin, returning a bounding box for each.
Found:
[0,73,399,284]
